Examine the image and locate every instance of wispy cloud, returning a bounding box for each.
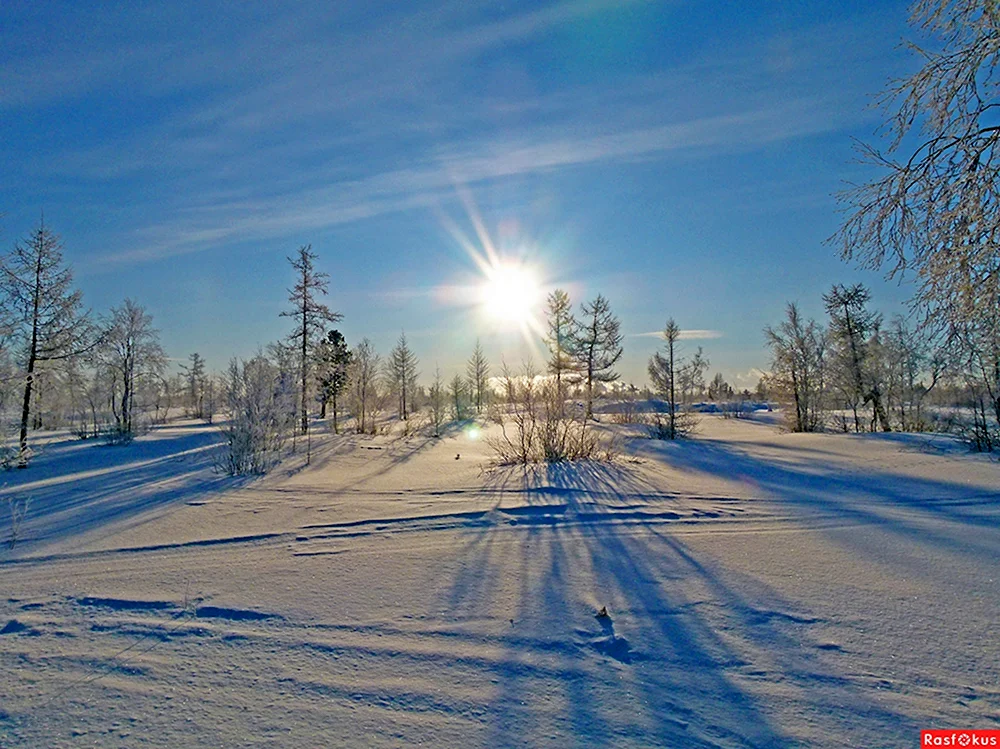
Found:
[6,0,899,270]
[85,94,849,268]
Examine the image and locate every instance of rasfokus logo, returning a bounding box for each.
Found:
[922,730,1000,746]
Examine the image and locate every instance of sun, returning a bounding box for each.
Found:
[479,260,542,326]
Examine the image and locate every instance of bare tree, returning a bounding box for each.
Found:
[486,359,612,465]
[0,221,96,465]
[950,320,1000,448]
[280,245,341,437]
[677,346,709,405]
[648,319,681,439]
[348,338,382,435]
[574,294,623,419]
[388,332,419,421]
[544,289,578,408]
[764,303,828,432]
[466,339,490,414]
[429,367,447,436]
[203,372,218,425]
[181,352,206,419]
[98,299,166,442]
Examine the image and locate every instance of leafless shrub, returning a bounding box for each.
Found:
[610,385,641,425]
[6,495,29,550]
[486,361,618,465]
[721,398,755,420]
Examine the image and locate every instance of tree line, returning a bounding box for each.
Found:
[0,222,171,467]
[762,280,999,447]
[222,245,632,472]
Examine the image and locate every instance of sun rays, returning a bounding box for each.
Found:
[433,188,549,349]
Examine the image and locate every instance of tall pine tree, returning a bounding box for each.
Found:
[280,245,341,440]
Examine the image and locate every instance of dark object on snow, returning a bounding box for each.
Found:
[455,453,460,460]
[1,619,29,634]
[596,606,609,618]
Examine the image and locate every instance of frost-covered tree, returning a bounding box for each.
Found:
[280,245,341,435]
[181,352,206,419]
[449,374,467,420]
[648,319,682,439]
[221,353,293,475]
[707,372,733,401]
[388,332,419,421]
[202,372,218,425]
[823,284,890,432]
[677,347,709,405]
[0,221,96,465]
[574,295,623,419]
[348,338,382,434]
[98,299,166,441]
[429,367,447,437]
[315,329,351,433]
[764,303,828,432]
[466,339,490,414]
[544,289,578,407]
[834,0,1000,442]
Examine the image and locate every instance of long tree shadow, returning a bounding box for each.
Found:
[0,423,237,556]
[632,436,1000,568]
[439,458,937,746]
[567,462,927,744]
[442,463,811,746]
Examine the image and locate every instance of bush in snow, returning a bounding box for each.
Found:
[487,361,617,465]
[220,354,294,476]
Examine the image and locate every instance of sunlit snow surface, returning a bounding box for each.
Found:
[2,416,999,747]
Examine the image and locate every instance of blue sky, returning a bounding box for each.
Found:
[1,0,918,387]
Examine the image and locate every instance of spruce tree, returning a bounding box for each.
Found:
[316,329,351,433]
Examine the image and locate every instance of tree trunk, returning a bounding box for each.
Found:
[865,387,892,432]
[668,338,676,440]
[586,353,595,420]
[18,255,44,467]
[18,360,35,467]
[790,367,802,432]
[301,312,309,435]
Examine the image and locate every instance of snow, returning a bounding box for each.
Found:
[1,415,999,747]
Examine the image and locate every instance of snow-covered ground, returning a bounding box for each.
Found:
[1,416,998,747]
